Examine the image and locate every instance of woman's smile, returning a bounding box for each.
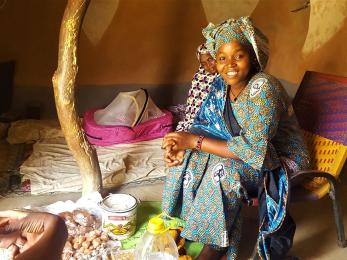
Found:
[226,71,238,77]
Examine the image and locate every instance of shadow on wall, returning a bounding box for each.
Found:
[302,0,347,56]
[251,0,311,86]
[77,0,207,86]
[252,0,347,88]
[82,0,120,46]
[0,0,207,87]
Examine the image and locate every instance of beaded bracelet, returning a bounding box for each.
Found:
[195,135,205,150]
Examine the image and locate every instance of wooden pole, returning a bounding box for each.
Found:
[52,0,102,195]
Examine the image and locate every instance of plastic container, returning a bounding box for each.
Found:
[99,193,138,240]
[134,216,179,260]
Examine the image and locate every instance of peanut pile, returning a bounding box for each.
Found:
[59,209,111,260]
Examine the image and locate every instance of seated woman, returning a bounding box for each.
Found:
[176,44,217,132]
[162,17,310,259]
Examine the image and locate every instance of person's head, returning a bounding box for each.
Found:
[196,44,217,74]
[216,41,255,87]
[202,17,268,86]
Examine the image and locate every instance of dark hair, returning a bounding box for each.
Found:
[247,46,261,77]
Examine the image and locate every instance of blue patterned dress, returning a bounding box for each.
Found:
[162,73,310,259]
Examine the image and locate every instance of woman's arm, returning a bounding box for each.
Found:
[199,135,240,159]
[225,77,284,170]
[163,132,240,160]
[15,213,67,260]
[0,211,67,260]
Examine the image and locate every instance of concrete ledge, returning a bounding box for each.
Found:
[11,83,191,119]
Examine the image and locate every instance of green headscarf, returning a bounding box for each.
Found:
[202,17,269,71]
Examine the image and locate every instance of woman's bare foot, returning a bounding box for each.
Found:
[197,245,226,260]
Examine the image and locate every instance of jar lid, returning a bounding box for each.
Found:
[147,217,167,234]
[100,193,138,213]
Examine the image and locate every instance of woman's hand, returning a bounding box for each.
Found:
[0,211,30,258]
[162,132,200,166]
[162,132,198,151]
[0,210,67,260]
[164,149,185,167]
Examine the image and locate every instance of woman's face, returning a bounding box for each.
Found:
[216,41,251,88]
[199,53,217,74]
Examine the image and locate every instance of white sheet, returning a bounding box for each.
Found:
[20,137,167,194]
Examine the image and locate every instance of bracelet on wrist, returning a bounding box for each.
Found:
[195,135,205,150]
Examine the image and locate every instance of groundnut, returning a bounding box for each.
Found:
[88,230,96,237]
[77,236,86,244]
[62,251,73,260]
[84,248,92,255]
[82,240,91,249]
[59,209,107,259]
[68,229,77,236]
[65,219,78,229]
[73,242,81,250]
[100,233,108,241]
[78,225,93,235]
[92,240,101,248]
[72,237,78,244]
[86,233,97,241]
[73,252,83,259]
[64,241,73,250]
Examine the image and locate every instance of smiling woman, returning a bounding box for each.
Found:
[216,42,252,100]
[162,17,310,260]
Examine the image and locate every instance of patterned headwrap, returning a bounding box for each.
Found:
[196,43,210,60]
[176,44,217,132]
[202,16,269,71]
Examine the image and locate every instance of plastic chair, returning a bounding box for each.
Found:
[290,71,347,247]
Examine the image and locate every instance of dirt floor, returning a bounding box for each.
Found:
[0,165,346,259]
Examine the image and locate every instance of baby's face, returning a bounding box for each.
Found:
[199,53,217,74]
